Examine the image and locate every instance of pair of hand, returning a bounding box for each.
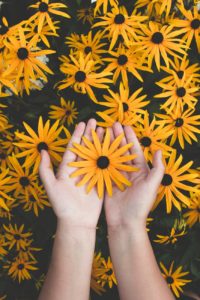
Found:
[39,118,165,231]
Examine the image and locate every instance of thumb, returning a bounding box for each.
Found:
[147,150,165,189]
[39,150,56,189]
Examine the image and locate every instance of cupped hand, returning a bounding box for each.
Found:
[103,122,165,230]
[39,119,104,229]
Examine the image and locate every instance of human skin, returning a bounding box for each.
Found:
[38,118,175,300]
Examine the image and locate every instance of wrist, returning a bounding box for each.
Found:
[107,222,147,239]
[56,219,97,238]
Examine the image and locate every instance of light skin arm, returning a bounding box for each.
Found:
[103,122,176,300]
[38,119,103,300]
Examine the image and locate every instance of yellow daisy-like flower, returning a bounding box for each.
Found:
[29,0,70,33]
[4,256,38,283]
[103,45,152,85]
[170,0,200,52]
[91,252,107,295]
[96,83,149,126]
[0,199,18,220]
[68,128,138,199]
[152,150,199,213]
[57,52,112,103]
[3,224,32,251]
[155,72,199,114]
[94,0,118,15]
[0,233,7,257]
[157,56,200,87]
[160,261,191,298]
[99,256,117,288]
[136,111,173,162]
[93,6,147,50]
[49,97,78,126]
[183,191,200,228]
[135,0,172,17]
[133,21,188,71]
[13,116,71,174]
[0,167,13,211]
[3,28,55,90]
[0,16,19,48]
[154,224,187,244]
[155,109,200,149]
[19,187,51,217]
[77,7,94,25]
[0,53,17,96]
[18,239,42,261]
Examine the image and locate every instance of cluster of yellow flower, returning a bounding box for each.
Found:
[0,0,200,298]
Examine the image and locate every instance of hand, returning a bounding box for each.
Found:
[39,119,104,229]
[103,122,165,230]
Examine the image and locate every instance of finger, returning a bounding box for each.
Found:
[56,122,86,178]
[96,126,105,143]
[113,122,131,165]
[39,150,56,190]
[78,118,97,161]
[124,125,149,171]
[108,126,114,143]
[146,150,165,189]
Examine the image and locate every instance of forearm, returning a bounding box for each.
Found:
[38,219,96,300]
[108,223,175,300]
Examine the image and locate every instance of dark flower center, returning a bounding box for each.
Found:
[151,32,164,44]
[18,264,24,270]
[161,174,173,186]
[17,47,29,60]
[106,269,113,276]
[114,14,125,24]
[140,137,152,147]
[75,71,86,82]
[122,102,129,112]
[37,142,49,152]
[39,2,49,12]
[118,54,128,66]
[166,276,174,284]
[177,70,184,79]
[197,207,200,213]
[175,118,184,127]
[19,176,30,187]
[84,46,92,54]
[0,26,8,35]
[20,76,24,81]
[34,26,38,33]
[176,87,186,97]
[191,19,200,30]
[97,156,110,169]
[29,196,36,202]
[66,110,72,116]
[14,234,21,240]
[0,152,6,159]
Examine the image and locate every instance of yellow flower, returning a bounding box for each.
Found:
[77,7,94,25]
[3,256,38,283]
[92,6,147,50]
[132,21,188,71]
[29,0,70,33]
[57,52,112,103]
[0,53,17,96]
[0,16,19,48]
[0,199,19,220]
[160,261,191,298]
[135,0,172,17]
[68,128,138,199]
[183,191,200,228]
[0,233,7,257]
[91,252,107,295]
[18,239,42,261]
[99,256,117,288]
[170,0,200,52]
[3,224,32,251]
[94,0,118,15]
[155,72,199,114]
[152,150,199,213]
[49,97,78,126]
[154,224,187,244]
[14,116,71,173]
[96,83,149,126]
[0,168,13,211]
[155,109,200,149]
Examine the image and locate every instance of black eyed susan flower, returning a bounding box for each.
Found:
[57,52,112,103]
[0,199,18,220]
[155,73,199,114]
[0,17,19,48]
[68,128,138,199]
[28,0,70,33]
[19,187,51,217]
[0,167,13,211]
[93,6,147,50]
[3,28,55,92]
[158,56,200,87]
[14,116,71,174]
[135,0,172,17]
[0,234,7,256]
[49,97,78,126]
[77,7,94,25]
[183,191,200,228]
[160,261,191,298]
[132,21,188,71]
[171,0,200,52]
[152,150,199,214]
[94,0,118,16]
[155,109,200,149]
[3,256,38,283]
[18,239,42,261]
[91,252,107,295]
[0,53,17,96]
[99,256,117,288]
[136,111,173,162]
[96,83,149,126]
[103,45,152,86]
[154,222,187,244]
[3,224,32,251]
